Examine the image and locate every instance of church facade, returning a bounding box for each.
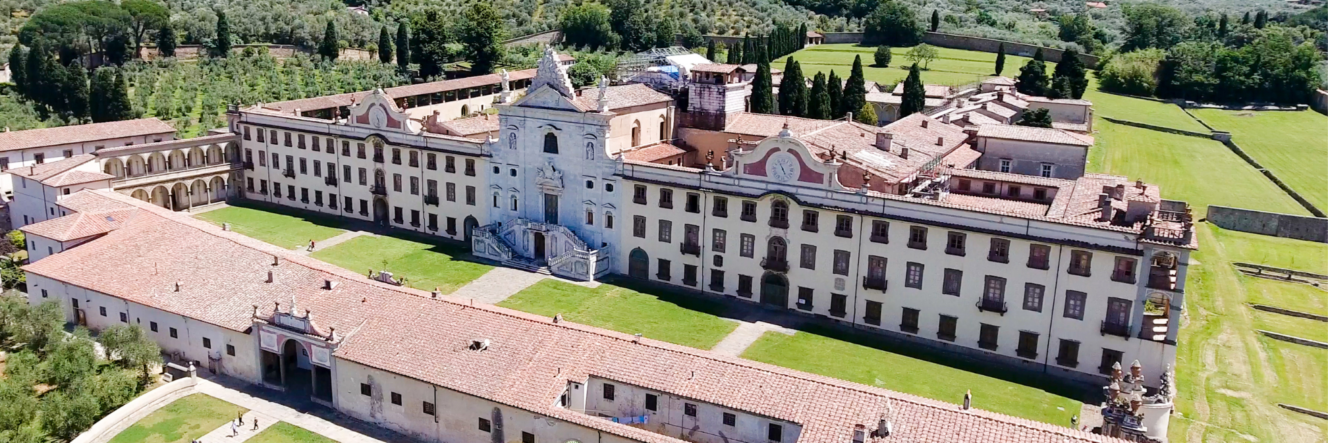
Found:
[226,48,1194,388]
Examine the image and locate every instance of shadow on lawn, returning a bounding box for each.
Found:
[227,201,475,257]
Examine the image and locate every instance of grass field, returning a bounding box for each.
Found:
[248,422,337,443]
[1086,119,1308,215]
[1244,277,1327,316]
[496,279,738,349]
[1210,227,1328,274]
[1190,109,1328,211]
[1082,82,1210,133]
[309,235,492,294]
[740,327,1084,425]
[777,44,1049,89]
[1253,310,1328,342]
[195,205,347,249]
[109,394,247,443]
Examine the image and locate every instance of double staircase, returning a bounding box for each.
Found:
[472,219,609,281]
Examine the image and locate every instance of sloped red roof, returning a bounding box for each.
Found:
[0,119,174,152]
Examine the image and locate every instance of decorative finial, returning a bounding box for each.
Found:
[597,76,610,113]
[778,120,793,138]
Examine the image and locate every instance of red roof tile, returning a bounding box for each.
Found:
[0,119,175,152]
[976,125,1093,147]
[623,142,687,162]
[573,84,673,110]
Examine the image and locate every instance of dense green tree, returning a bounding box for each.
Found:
[808,72,830,119]
[1016,48,1050,96]
[1218,14,1230,38]
[751,61,775,114]
[18,1,133,61]
[855,101,877,125]
[906,44,937,69]
[98,324,162,379]
[608,0,653,52]
[90,68,112,122]
[63,64,90,121]
[122,0,167,57]
[459,3,507,75]
[827,70,843,119]
[741,35,754,64]
[44,329,97,389]
[995,42,1006,75]
[319,20,340,61]
[378,27,393,64]
[1051,47,1088,99]
[682,26,705,49]
[778,59,807,116]
[40,386,100,440]
[105,72,136,121]
[1254,10,1268,29]
[1241,11,1251,25]
[930,9,939,32]
[1097,48,1165,96]
[798,23,809,50]
[873,46,891,67]
[1121,4,1189,51]
[0,379,37,435]
[726,41,742,64]
[863,0,922,46]
[1017,108,1053,127]
[706,40,717,62]
[412,10,451,79]
[840,55,867,119]
[567,62,600,88]
[396,22,411,71]
[156,22,176,57]
[899,63,925,119]
[653,15,677,49]
[560,2,617,50]
[93,368,140,411]
[213,10,231,57]
[104,34,133,65]
[8,47,27,97]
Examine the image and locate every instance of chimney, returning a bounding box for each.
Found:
[936,136,944,146]
[266,270,274,283]
[1135,179,1144,189]
[432,287,441,298]
[846,111,853,122]
[921,119,929,128]
[174,281,182,292]
[900,147,909,160]
[942,113,952,124]
[1098,193,1112,222]
[963,390,972,410]
[997,90,1005,101]
[1115,183,1126,199]
[323,279,338,290]
[273,256,280,266]
[875,132,894,151]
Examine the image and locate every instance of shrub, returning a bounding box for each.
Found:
[1097,49,1165,96]
[873,46,891,67]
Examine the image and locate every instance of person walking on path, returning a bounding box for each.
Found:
[230,419,238,437]
[252,417,259,431]
[307,239,316,251]
[237,412,244,426]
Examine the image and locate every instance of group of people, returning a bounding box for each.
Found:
[189,412,258,442]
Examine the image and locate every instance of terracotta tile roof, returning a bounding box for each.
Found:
[890,83,953,98]
[982,103,1018,119]
[940,147,982,168]
[960,111,1003,126]
[690,64,744,74]
[9,154,99,181]
[45,170,115,187]
[724,113,842,138]
[976,125,1093,147]
[95,133,238,157]
[263,69,538,114]
[23,189,1127,443]
[948,168,1077,189]
[0,119,175,152]
[881,113,969,157]
[806,31,824,37]
[1052,121,1091,133]
[942,193,1051,217]
[573,84,673,110]
[623,142,687,162]
[1024,95,1093,106]
[21,191,139,241]
[435,114,500,138]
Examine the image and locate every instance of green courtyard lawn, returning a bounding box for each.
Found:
[1082,82,1211,133]
[109,394,247,443]
[1168,224,1328,443]
[740,327,1084,426]
[1190,109,1328,211]
[194,205,347,249]
[497,279,738,349]
[309,235,492,294]
[1086,119,1308,215]
[248,422,337,443]
[777,44,1048,89]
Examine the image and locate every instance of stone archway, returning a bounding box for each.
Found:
[170,182,190,210]
[210,176,226,202]
[127,156,147,177]
[628,248,649,280]
[169,150,187,171]
[190,180,209,206]
[149,186,170,208]
[760,272,789,307]
[372,198,389,225]
[188,147,205,168]
[130,189,149,201]
[147,152,167,174]
[463,216,478,244]
[207,145,225,165]
[103,158,125,179]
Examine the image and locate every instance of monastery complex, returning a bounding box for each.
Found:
[5,48,1191,443]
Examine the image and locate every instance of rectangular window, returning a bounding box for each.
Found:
[645,393,658,411]
[712,196,728,217]
[983,182,996,194]
[446,182,456,201]
[709,269,725,292]
[685,193,700,213]
[900,307,920,333]
[937,315,957,341]
[797,287,813,310]
[391,148,401,165]
[864,255,886,290]
[409,150,419,167]
[864,300,882,325]
[298,134,307,149]
[1023,283,1045,312]
[656,259,671,281]
[150,321,157,332]
[1064,290,1087,320]
[740,201,757,222]
[799,244,816,270]
[712,229,727,253]
[361,383,371,396]
[426,153,437,170]
[978,323,999,350]
[1112,257,1137,283]
[830,293,847,318]
[423,402,435,416]
[942,269,962,296]
[908,226,928,249]
[722,412,736,426]
[410,177,419,195]
[801,210,819,232]
[633,185,647,204]
[657,220,672,243]
[834,215,853,237]
[393,174,402,192]
[870,220,889,243]
[658,188,673,209]
[945,231,966,256]
[768,424,783,442]
[202,337,211,348]
[227,344,236,356]
[465,159,476,176]
[684,403,697,417]
[169,327,178,339]
[737,275,753,297]
[284,132,292,147]
[983,276,1006,303]
[1057,339,1079,367]
[1040,163,1054,178]
[905,262,924,289]
[633,216,646,238]
[390,392,402,405]
[1016,331,1039,358]
[988,238,1010,263]
[739,234,755,258]
[1068,250,1093,276]
[522,433,534,443]
[1099,349,1124,375]
[1106,297,1132,330]
[1007,185,1021,197]
[832,250,850,276]
[683,264,698,286]
[479,418,492,432]
[999,158,1011,173]
[1028,244,1051,269]
[466,186,476,206]
[602,383,615,400]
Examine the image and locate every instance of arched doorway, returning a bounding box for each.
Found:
[628,248,649,279]
[190,180,208,206]
[150,186,170,208]
[130,189,149,201]
[281,339,312,397]
[463,216,478,245]
[372,198,389,225]
[170,182,190,210]
[760,272,789,307]
[210,177,227,202]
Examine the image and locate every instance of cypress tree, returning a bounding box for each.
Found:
[778,57,797,115]
[396,22,411,71]
[1051,47,1087,99]
[994,42,1006,75]
[90,68,112,122]
[1253,10,1267,28]
[808,72,829,119]
[706,39,717,62]
[827,70,843,119]
[319,20,340,61]
[25,41,54,112]
[213,11,231,58]
[104,72,135,122]
[741,35,753,64]
[378,27,394,64]
[779,60,807,117]
[1218,14,1229,38]
[8,46,26,98]
[840,55,867,119]
[1241,11,1250,25]
[798,23,808,49]
[931,10,940,32]
[899,63,925,119]
[751,60,775,114]
[157,23,177,58]
[64,64,90,122]
[727,42,741,64]
[1016,48,1049,96]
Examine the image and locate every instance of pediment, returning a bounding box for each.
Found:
[512,86,590,112]
[347,89,417,134]
[730,134,841,189]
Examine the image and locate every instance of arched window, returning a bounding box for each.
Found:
[767,237,787,261]
[461,104,470,117]
[769,199,790,228]
[605,212,614,229]
[543,133,559,154]
[631,120,642,146]
[585,210,594,225]
[510,195,519,211]
[493,192,500,208]
[659,118,667,142]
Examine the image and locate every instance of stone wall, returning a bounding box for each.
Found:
[505,30,563,47]
[135,45,373,62]
[1207,206,1328,243]
[1314,89,1328,116]
[922,33,1099,67]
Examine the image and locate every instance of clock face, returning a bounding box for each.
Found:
[767,152,799,183]
[368,106,388,128]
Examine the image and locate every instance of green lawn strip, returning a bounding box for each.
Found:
[497,278,738,349]
[1243,276,1328,317]
[1087,119,1308,215]
[739,327,1083,425]
[248,422,337,443]
[194,205,347,249]
[1169,224,1328,442]
[108,393,247,443]
[1082,80,1209,133]
[309,235,492,294]
[1210,227,1328,274]
[1190,109,1328,211]
[1253,311,1328,343]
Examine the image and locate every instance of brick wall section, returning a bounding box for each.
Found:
[1207,206,1328,243]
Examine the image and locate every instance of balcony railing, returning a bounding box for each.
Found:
[371,184,388,196]
[1100,321,1131,339]
[862,276,887,291]
[372,154,385,163]
[243,161,254,170]
[760,257,790,273]
[425,195,440,206]
[680,242,701,256]
[1147,274,1178,291]
[282,169,295,178]
[768,218,789,229]
[324,176,337,186]
[975,299,1008,315]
